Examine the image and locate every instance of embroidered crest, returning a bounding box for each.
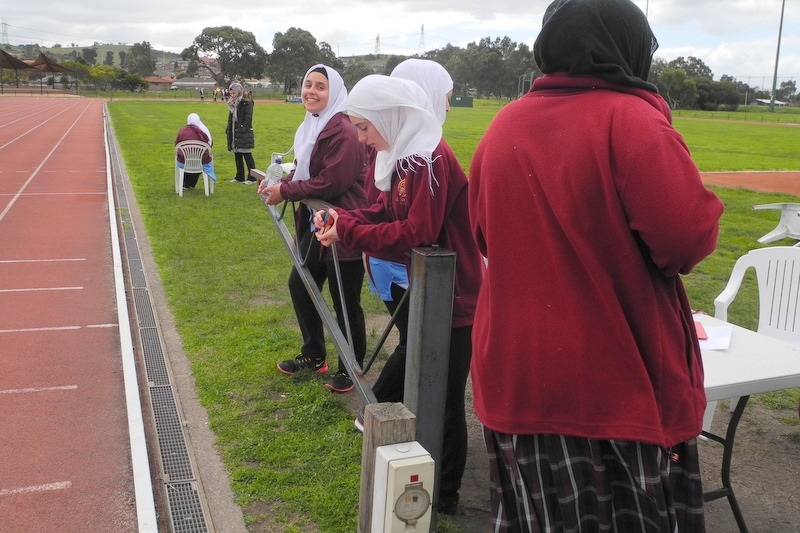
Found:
[397,177,407,204]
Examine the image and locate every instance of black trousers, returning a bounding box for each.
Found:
[182,172,200,188]
[372,284,472,503]
[234,152,256,180]
[288,231,366,374]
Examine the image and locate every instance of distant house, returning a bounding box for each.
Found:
[754,98,788,107]
[144,76,174,91]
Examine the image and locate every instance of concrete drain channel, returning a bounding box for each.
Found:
[107,119,212,533]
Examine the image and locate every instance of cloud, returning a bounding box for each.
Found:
[4,0,798,83]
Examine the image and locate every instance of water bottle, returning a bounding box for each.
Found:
[266,156,283,186]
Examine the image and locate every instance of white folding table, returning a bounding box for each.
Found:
[695,313,800,533]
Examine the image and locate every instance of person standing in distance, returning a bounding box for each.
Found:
[226,82,257,184]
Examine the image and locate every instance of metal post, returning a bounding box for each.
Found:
[770,0,786,113]
[403,246,455,529]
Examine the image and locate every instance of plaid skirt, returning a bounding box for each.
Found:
[484,428,706,533]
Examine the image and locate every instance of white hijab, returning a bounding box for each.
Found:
[187,113,212,145]
[390,59,453,125]
[291,64,348,182]
[346,75,442,193]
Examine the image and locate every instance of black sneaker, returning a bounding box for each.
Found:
[277,355,328,375]
[438,495,463,515]
[325,372,354,393]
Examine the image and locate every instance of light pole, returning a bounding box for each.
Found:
[769,0,786,112]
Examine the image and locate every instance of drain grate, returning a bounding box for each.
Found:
[150,385,195,481]
[167,482,209,533]
[108,117,212,532]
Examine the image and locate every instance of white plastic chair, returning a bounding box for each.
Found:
[753,203,800,246]
[702,246,800,431]
[175,140,214,197]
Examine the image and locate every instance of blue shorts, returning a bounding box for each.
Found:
[366,257,408,301]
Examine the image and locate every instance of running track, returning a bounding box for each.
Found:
[0,97,156,532]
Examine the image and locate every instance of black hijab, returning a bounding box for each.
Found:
[533,0,659,92]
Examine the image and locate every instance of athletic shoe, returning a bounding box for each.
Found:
[354,408,365,432]
[229,178,245,183]
[243,179,257,185]
[438,495,463,515]
[277,355,328,375]
[324,372,354,393]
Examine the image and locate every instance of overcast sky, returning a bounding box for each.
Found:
[3,0,798,90]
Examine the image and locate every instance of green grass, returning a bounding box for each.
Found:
[106,100,800,531]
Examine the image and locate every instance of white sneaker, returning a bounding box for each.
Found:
[229,178,245,183]
[243,179,257,185]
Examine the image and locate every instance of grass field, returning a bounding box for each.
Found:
[107,100,800,532]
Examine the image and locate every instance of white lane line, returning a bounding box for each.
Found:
[0,287,83,293]
[0,482,72,496]
[0,385,78,395]
[0,324,118,333]
[0,258,86,264]
[0,192,107,197]
[103,104,158,531]
[0,102,80,152]
[0,326,81,334]
[0,103,93,223]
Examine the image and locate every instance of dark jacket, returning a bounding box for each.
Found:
[225,98,255,151]
[279,112,369,262]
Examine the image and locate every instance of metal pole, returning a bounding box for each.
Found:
[403,246,455,531]
[769,0,786,112]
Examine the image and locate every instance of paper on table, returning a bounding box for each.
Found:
[698,326,734,350]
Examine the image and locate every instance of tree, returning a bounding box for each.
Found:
[182,26,267,87]
[90,65,117,90]
[118,51,127,69]
[381,55,406,75]
[104,51,114,66]
[695,78,740,111]
[655,68,698,109]
[127,42,156,77]
[318,42,343,72]
[267,27,323,94]
[778,79,797,102]
[115,71,148,92]
[61,60,91,88]
[668,56,713,80]
[81,47,97,66]
[341,61,373,90]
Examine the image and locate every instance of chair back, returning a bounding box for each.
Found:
[176,140,210,173]
[715,246,800,346]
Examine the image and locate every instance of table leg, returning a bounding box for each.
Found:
[701,395,750,533]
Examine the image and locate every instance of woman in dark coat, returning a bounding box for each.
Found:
[225,82,256,184]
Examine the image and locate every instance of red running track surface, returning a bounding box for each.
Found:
[0,97,155,532]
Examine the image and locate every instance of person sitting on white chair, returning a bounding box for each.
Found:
[175,113,217,189]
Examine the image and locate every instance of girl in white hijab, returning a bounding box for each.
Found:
[346,74,442,194]
[290,64,348,182]
[315,74,484,516]
[264,64,369,395]
[187,113,212,145]
[390,58,453,125]
[175,112,217,188]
